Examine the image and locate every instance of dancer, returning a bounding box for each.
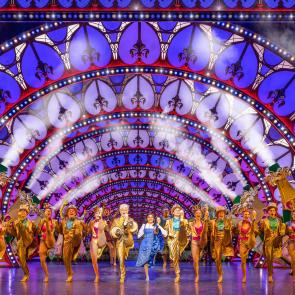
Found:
[7,204,37,282]
[237,208,258,283]
[88,206,107,283]
[165,204,189,283]
[37,204,58,282]
[110,204,138,283]
[159,208,170,269]
[189,206,209,283]
[286,210,295,282]
[210,206,234,283]
[136,213,167,281]
[0,216,7,259]
[259,202,285,283]
[59,203,86,282]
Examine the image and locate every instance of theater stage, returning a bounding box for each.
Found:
[0,262,293,295]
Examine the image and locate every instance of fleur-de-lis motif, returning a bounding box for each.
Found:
[131,75,146,107]
[107,133,118,149]
[133,130,144,146]
[235,116,260,143]
[56,155,68,170]
[16,116,40,144]
[0,88,11,105]
[133,154,143,164]
[37,179,49,190]
[209,156,220,170]
[111,156,121,166]
[81,140,93,156]
[178,25,198,66]
[267,74,295,108]
[54,94,72,122]
[30,42,54,81]
[90,164,99,173]
[130,22,149,61]
[167,80,183,111]
[177,163,186,173]
[81,25,100,64]
[159,138,169,149]
[227,180,240,190]
[93,80,108,110]
[225,43,249,81]
[71,176,80,185]
[204,93,222,122]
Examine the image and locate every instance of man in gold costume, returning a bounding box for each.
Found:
[7,204,37,282]
[165,204,189,283]
[259,202,285,283]
[37,204,58,282]
[210,206,234,283]
[59,204,86,282]
[110,204,138,283]
[237,208,258,283]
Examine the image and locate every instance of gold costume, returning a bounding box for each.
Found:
[210,217,234,282]
[38,217,58,281]
[259,217,285,282]
[59,218,86,282]
[165,218,189,282]
[8,216,37,281]
[110,216,138,283]
[286,219,295,281]
[0,222,7,259]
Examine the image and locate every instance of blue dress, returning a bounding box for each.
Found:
[136,226,164,267]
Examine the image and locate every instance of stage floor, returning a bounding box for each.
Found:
[0,262,293,295]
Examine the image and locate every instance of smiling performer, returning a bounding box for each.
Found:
[37,204,58,282]
[237,208,258,283]
[259,202,286,283]
[7,203,37,282]
[89,206,107,283]
[210,206,234,283]
[110,204,138,283]
[189,205,209,283]
[136,213,167,281]
[165,204,189,283]
[59,202,87,282]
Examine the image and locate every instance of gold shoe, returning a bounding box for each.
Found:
[66,276,73,283]
[20,275,29,282]
[174,276,180,283]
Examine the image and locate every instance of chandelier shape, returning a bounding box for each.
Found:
[130,22,150,61]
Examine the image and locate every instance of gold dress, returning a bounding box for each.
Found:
[0,223,7,259]
[285,220,295,280]
[110,216,138,283]
[210,218,234,281]
[59,218,86,281]
[165,218,189,281]
[8,218,37,279]
[259,217,286,280]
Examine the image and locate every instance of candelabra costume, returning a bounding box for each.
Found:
[110,204,138,283]
[136,214,167,281]
[89,206,107,283]
[59,204,86,282]
[7,204,37,282]
[259,203,286,283]
[165,204,189,283]
[189,206,209,283]
[210,206,234,283]
[237,209,258,283]
[37,205,58,282]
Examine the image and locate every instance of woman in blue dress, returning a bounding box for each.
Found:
[136,213,167,281]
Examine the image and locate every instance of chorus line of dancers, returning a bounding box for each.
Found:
[0,201,294,284]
